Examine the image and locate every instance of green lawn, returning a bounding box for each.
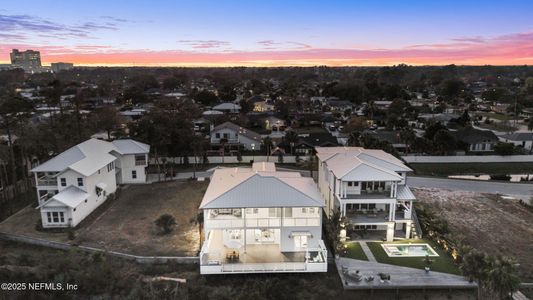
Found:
[341,242,368,261]
[410,162,533,177]
[367,239,461,275]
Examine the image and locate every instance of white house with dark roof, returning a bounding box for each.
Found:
[199,162,327,274]
[31,138,149,228]
[316,147,417,241]
[210,121,262,151]
[499,132,533,151]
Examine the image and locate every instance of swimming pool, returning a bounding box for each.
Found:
[381,243,439,257]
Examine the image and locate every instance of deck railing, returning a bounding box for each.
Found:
[37,178,57,186]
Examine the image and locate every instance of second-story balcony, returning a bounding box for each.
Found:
[342,190,393,199]
[205,208,321,229]
[37,177,57,187]
[135,160,147,166]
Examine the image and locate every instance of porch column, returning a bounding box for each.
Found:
[343,181,347,198]
[343,202,347,217]
[405,221,412,239]
[386,223,395,242]
[390,182,394,198]
[243,208,247,253]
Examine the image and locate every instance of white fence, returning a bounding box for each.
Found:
[150,155,300,165]
[402,155,533,164]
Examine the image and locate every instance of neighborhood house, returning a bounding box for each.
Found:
[31,138,150,228]
[316,147,417,241]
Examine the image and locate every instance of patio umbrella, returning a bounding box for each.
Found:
[224,239,243,249]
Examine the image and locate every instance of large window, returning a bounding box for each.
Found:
[46,212,65,223]
[284,208,292,218]
[268,208,281,218]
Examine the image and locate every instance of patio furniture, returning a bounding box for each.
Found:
[346,270,362,282]
[364,276,374,282]
[226,250,239,262]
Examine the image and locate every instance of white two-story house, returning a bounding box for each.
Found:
[316,147,417,242]
[210,121,262,152]
[31,138,149,228]
[199,162,327,274]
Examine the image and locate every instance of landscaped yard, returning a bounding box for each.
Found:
[76,180,208,256]
[367,239,461,275]
[340,242,368,261]
[413,188,533,281]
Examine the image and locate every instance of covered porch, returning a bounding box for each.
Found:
[200,229,327,274]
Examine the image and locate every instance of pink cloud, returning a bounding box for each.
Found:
[1,31,532,66]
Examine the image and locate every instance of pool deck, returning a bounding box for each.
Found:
[336,257,477,290]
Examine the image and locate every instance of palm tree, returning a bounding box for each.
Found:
[154,214,177,235]
[486,255,521,299]
[399,128,416,154]
[284,131,299,155]
[262,136,273,158]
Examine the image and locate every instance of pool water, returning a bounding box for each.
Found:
[381,243,439,257]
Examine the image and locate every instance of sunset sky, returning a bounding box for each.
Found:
[1,0,533,66]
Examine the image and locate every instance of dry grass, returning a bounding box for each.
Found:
[76,180,208,256]
[0,205,71,243]
[413,187,533,280]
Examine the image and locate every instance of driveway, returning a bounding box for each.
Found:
[407,176,533,200]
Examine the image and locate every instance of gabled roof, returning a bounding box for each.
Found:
[200,163,324,209]
[326,153,403,181]
[31,138,149,176]
[112,139,150,154]
[315,147,412,180]
[212,121,261,141]
[41,186,89,208]
[213,102,241,111]
[453,127,498,144]
[500,132,533,141]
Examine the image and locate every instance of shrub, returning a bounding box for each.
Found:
[155,214,177,234]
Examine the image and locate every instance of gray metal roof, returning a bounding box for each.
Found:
[49,186,89,208]
[396,185,416,201]
[112,139,150,154]
[31,138,149,176]
[200,166,324,209]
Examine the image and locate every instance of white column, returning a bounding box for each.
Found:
[405,221,412,239]
[386,223,395,242]
[243,208,247,253]
[390,182,394,198]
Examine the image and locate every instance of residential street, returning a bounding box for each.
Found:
[407,176,533,200]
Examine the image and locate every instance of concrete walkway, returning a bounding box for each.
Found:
[336,257,477,290]
[359,242,376,262]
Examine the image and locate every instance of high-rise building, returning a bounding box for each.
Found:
[10,49,42,73]
[51,62,74,73]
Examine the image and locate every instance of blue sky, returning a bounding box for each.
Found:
[1,0,532,66]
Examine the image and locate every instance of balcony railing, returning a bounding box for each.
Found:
[37,178,57,186]
[135,160,147,166]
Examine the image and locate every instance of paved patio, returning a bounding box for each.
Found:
[336,257,477,290]
[204,230,307,264]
